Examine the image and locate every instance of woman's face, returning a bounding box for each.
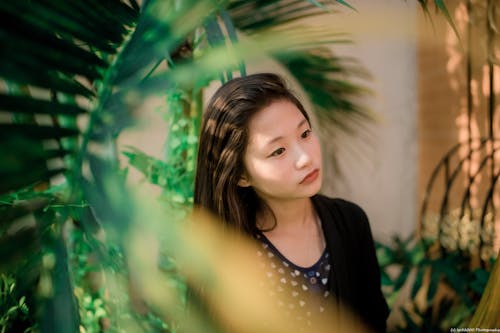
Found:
[238,100,322,204]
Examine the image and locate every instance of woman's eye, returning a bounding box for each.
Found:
[270,148,285,157]
[301,129,311,138]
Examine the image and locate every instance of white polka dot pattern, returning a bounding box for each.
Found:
[255,232,332,329]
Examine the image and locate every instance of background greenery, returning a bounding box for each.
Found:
[0,0,497,332]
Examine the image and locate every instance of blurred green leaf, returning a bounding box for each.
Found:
[38,227,79,333]
[411,267,424,299]
[123,148,167,187]
[0,94,87,116]
[0,229,39,273]
[228,0,332,32]
[469,268,490,294]
[332,0,356,11]
[433,0,460,41]
[427,264,441,303]
[394,266,410,291]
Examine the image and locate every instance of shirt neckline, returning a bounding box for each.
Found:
[256,231,328,272]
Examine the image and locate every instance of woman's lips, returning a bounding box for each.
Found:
[300,169,319,184]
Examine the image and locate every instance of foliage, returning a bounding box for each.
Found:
[468,251,500,328]
[376,231,495,333]
[0,274,35,333]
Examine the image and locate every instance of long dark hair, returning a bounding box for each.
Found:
[194,73,311,235]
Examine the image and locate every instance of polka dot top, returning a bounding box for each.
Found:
[255,231,332,327]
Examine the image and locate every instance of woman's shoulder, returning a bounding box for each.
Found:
[312,194,367,218]
[312,194,370,235]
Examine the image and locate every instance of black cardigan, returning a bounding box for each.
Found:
[311,195,389,333]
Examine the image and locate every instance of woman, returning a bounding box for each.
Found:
[194,73,389,332]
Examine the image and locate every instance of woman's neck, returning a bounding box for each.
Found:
[257,196,316,232]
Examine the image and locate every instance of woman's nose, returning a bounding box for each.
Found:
[295,147,312,169]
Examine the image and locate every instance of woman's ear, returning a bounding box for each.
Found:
[238,174,251,187]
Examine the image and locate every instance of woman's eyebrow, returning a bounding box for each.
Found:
[297,119,308,128]
[265,119,308,146]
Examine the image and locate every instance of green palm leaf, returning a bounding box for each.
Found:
[1,1,139,331]
[228,0,333,32]
[228,0,368,121]
[1,0,236,330]
[275,47,372,127]
[418,0,460,40]
[0,94,87,116]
